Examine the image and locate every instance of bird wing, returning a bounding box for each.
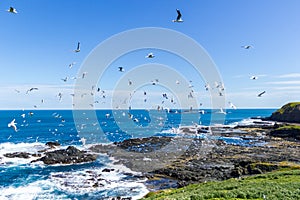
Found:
[258,91,265,96]
[176,9,182,20]
[77,42,80,50]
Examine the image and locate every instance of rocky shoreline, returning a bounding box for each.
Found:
[89,120,300,191]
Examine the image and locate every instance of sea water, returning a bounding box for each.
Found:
[0,109,275,199]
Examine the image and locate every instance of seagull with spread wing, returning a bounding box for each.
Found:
[172,9,183,22]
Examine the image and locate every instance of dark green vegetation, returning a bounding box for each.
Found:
[143,169,300,200]
[269,102,300,123]
[276,102,300,114]
[269,124,300,140]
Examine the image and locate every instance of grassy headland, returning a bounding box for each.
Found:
[144,168,300,200]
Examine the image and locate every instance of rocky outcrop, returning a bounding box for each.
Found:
[4,152,41,159]
[114,136,172,153]
[269,126,300,140]
[269,102,300,123]
[32,146,97,165]
[45,141,61,148]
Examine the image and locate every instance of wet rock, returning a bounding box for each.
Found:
[269,128,300,140]
[4,152,31,159]
[45,141,61,148]
[102,168,115,172]
[114,136,172,153]
[32,146,97,165]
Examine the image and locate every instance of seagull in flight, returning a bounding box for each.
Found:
[26,87,38,94]
[61,77,68,82]
[228,102,237,109]
[69,62,76,68]
[173,9,183,22]
[257,91,266,97]
[7,7,17,14]
[146,53,155,58]
[74,42,80,53]
[118,67,125,72]
[241,45,252,49]
[8,119,17,132]
[250,76,258,80]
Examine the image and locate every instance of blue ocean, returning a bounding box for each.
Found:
[0,109,276,199]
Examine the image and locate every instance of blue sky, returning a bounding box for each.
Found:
[0,0,300,109]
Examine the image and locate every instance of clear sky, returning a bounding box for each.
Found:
[0,0,300,109]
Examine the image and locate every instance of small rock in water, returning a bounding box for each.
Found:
[45,141,61,148]
[102,168,115,172]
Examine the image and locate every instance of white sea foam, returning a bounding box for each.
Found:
[0,142,45,166]
[231,118,275,127]
[0,155,149,200]
[49,165,148,199]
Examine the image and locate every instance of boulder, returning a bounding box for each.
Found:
[269,102,300,123]
[46,141,61,148]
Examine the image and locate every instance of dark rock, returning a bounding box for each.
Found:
[114,136,172,153]
[269,102,300,123]
[45,141,61,148]
[32,146,97,165]
[102,168,115,172]
[4,152,31,159]
[269,128,300,140]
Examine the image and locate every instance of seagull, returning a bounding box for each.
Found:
[118,67,125,72]
[219,108,227,114]
[69,62,76,68]
[205,83,210,91]
[26,88,38,94]
[8,119,17,132]
[257,91,266,97]
[82,72,88,79]
[173,9,183,22]
[61,77,68,82]
[250,76,258,80]
[228,102,237,109]
[241,45,252,49]
[80,137,86,146]
[146,53,155,58]
[58,93,63,101]
[74,42,80,53]
[7,7,17,14]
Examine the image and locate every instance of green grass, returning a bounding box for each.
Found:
[143,169,300,200]
[276,102,300,114]
[276,124,300,131]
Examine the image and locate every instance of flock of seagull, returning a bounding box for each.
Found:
[5,8,265,132]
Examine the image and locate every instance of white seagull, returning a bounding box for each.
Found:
[8,119,17,132]
[146,53,155,58]
[173,9,183,22]
[74,42,80,53]
[228,102,237,109]
[7,7,17,14]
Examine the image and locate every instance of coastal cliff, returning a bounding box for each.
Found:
[269,102,300,123]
